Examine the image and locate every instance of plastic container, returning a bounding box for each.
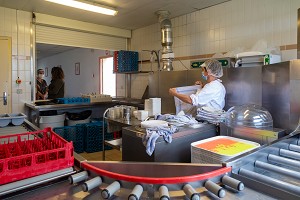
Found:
[56,97,90,104]
[67,117,91,126]
[225,104,273,130]
[9,113,27,126]
[136,110,148,121]
[115,50,139,73]
[53,125,85,153]
[0,127,74,184]
[39,114,65,129]
[191,136,260,164]
[0,114,11,127]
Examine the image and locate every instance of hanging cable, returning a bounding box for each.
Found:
[175,57,189,70]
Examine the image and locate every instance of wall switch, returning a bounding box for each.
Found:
[17,89,22,94]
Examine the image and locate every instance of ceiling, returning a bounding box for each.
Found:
[36,43,78,60]
[0,0,230,59]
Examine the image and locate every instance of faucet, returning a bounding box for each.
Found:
[142,50,161,70]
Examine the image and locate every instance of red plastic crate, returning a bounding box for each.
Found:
[0,127,74,185]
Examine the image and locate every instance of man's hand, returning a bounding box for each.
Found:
[195,80,203,87]
[169,88,177,96]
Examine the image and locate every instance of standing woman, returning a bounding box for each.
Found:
[36,69,48,100]
[48,67,65,99]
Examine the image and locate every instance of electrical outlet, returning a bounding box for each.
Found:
[17,89,22,94]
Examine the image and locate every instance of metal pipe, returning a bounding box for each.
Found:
[82,176,102,192]
[205,180,226,198]
[128,184,143,200]
[289,144,300,152]
[280,149,300,160]
[183,184,200,200]
[268,154,300,168]
[142,50,160,70]
[68,171,88,184]
[159,185,170,200]
[101,181,121,199]
[156,10,174,71]
[221,175,244,191]
[239,168,300,196]
[102,108,110,160]
[255,160,300,179]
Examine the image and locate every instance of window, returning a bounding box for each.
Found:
[100,57,116,96]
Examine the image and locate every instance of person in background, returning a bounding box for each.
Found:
[36,69,48,100]
[169,59,226,114]
[48,67,65,99]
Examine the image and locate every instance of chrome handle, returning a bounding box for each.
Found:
[0,92,8,105]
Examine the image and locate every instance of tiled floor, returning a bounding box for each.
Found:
[79,149,122,161]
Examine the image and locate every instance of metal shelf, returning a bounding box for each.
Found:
[102,108,141,160]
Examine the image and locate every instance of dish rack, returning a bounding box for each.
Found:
[0,127,74,184]
[81,94,112,103]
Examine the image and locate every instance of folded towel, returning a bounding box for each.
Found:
[142,125,178,156]
[196,106,226,124]
[155,114,198,125]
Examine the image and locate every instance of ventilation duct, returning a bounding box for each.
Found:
[156,10,174,71]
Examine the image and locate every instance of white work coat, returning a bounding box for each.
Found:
[190,79,226,110]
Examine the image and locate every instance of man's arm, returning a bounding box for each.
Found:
[169,88,192,104]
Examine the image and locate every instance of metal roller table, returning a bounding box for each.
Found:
[3,120,300,199]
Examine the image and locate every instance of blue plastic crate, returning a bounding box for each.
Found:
[53,126,85,153]
[84,123,103,153]
[74,122,110,153]
[117,50,139,73]
[52,127,65,138]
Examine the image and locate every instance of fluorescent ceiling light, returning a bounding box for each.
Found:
[45,0,118,16]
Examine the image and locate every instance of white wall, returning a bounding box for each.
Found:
[38,48,109,97]
[2,0,300,109]
[0,7,32,113]
[129,0,300,98]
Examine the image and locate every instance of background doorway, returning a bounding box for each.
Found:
[100,57,116,96]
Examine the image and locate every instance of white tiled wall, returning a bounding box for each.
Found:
[129,0,300,98]
[2,1,300,103]
[0,7,32,113]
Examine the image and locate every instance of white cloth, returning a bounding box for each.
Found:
[155,114,198,126]
[196,106,226,124]
[174,85,201,115]
[190,79,226,110]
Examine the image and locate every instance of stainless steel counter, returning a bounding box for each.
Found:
[25,99,144,126]
[122,123,218,162]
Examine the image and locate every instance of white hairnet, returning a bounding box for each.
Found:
[201,59,223,78]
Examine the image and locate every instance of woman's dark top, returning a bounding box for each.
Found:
[36,79,48,100]
[48,79,65,99]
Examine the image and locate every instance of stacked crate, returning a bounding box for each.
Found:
[53,121,113,153]
[53,125,85,153]
[113,50,139,73]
